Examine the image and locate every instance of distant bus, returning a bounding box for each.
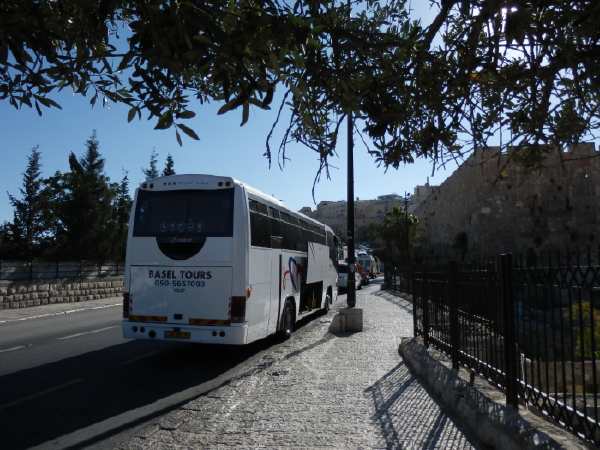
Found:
[122,174,340,345]
[357,253,376,278]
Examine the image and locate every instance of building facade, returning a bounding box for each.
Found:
[300,194,408,239]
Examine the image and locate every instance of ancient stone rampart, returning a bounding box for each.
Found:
[414,143,600,260]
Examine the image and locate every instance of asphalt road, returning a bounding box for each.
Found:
[0,304,274,449]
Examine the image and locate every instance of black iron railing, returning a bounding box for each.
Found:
[0,260,124,281]
[388,253,600,445]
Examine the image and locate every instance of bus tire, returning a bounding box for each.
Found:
[277,300,295,341]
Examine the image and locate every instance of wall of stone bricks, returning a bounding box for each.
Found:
[0,276,123,309]
[300,196,406,237]
[414,143,600,260]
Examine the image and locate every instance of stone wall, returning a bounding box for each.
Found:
[0,276,123,309]
[300,194,408,237]
[414,143,600,260]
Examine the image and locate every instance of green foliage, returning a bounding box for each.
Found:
[570,302,600,360]
[142,149,159,180]
[3,133,133,261]
[6,147,50,258]
[51,132,116,260]
[162,154,176,176]
[370,207,418,265]
[2,1,598,172]
[110,172,132,260]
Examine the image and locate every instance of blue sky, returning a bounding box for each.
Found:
[0,2,450,222]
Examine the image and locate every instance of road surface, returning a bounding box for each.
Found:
[0,302,270,449]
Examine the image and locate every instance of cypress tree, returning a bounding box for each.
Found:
[162,154,175,176]
[58,131,115,260]
[7,147,48,259]
[142,149,159,180]
[112,172,132,260]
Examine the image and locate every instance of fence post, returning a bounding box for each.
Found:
[448,261,460,370]
[500,253,519,410]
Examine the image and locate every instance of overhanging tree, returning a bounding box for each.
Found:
[2,1,599,173]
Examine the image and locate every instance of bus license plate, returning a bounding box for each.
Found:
[164,330,191,339]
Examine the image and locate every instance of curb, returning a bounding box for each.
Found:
[399,337,588,450]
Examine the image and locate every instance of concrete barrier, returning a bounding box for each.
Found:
[399,337,588,450]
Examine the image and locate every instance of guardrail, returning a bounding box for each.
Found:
[0,260,124,281]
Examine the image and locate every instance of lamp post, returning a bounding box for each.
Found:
[344,0,356,308]
[346,110,356,308]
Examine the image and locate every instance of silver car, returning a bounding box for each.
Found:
[336,263,361,293]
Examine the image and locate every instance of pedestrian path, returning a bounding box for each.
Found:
[120,284,479,449]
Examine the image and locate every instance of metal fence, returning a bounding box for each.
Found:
[388,253,600,445]
[0,260,124,281]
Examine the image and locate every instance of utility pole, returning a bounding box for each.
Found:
[345,0,356,308]
[346,110,356,308]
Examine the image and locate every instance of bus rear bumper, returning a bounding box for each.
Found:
[122,321,248,345]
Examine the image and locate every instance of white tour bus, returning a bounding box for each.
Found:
[122,174,340,345]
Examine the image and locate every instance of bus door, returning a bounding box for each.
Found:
[266,237,282,334]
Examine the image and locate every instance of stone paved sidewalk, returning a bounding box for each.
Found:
[119,284,479,449]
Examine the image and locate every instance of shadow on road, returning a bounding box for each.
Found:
[0,336,274,449]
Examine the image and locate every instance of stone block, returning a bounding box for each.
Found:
[329,308,364,333]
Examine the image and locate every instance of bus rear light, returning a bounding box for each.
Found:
[245,287,252,299]
[123,293,130,318]
[230,296,246,323]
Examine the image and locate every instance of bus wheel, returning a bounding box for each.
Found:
[278,302,295,340]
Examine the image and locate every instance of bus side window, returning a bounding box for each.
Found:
[268,207,282,239]
[250,211,271,247]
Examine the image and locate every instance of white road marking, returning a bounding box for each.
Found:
[121,350,162,366]
[0,378,83,410]
[57,325,118,341]
[0,303,120,325]
[0,345,26,353]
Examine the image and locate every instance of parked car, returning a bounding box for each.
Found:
[337,262,361,293]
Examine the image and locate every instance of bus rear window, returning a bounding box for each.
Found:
[133,189,234,237]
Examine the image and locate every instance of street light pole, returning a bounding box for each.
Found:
[344,0,356,309]
[346,109,356,308]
